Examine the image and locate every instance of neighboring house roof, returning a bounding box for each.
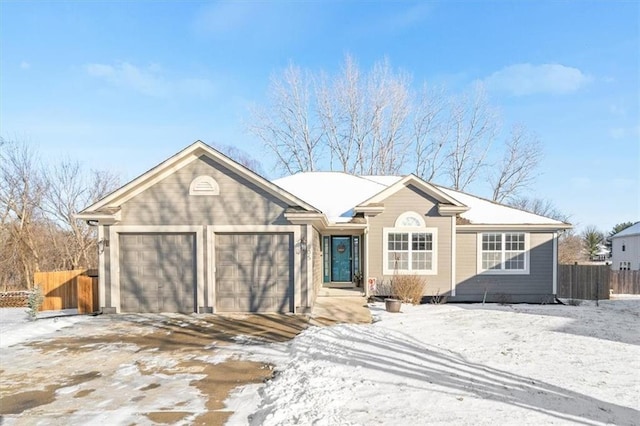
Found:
[78,141,320,218]
[274,171,570,227]
[610,222,640,239]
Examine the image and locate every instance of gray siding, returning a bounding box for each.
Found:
[454,231,554,302]
[120,155,290,226]
[367,184,453,295]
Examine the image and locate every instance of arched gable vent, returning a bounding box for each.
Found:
[189,175,220,196]
[394,211,426,227]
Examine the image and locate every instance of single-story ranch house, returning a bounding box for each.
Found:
[77,141,572,313]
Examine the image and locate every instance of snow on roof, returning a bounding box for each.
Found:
[436,186,567,225]
[273,172,390,223]
[610,222,640,239]
[273,172,567,226]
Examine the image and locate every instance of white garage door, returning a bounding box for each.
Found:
[215,233,293,312]
[119,233,196,313]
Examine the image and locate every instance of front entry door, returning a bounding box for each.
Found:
[331,236,352,282]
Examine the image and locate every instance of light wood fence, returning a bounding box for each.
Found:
[610,270,640,294]
[33,269,98,313]
[557,265,640,300]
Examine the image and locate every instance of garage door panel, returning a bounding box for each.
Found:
[120,233,196,313]
[215,233,293,313]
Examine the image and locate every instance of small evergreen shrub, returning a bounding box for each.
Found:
[26,285,44,320]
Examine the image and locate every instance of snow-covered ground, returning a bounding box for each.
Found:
[228,298,640,425]
[1,299,639,425]
[0,308,89,348]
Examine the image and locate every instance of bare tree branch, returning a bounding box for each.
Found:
[490,124,543,202]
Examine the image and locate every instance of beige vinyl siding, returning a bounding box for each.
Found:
[367,184,453,295]
[120,155,290,226]
[455,231,554,301]
[311,229,323,306]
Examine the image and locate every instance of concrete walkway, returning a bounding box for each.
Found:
[310,288,372,326]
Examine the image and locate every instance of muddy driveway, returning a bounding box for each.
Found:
[0,313,309,425]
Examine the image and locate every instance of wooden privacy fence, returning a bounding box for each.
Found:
[33,269,98,314]
[558,265,610,300]
[610,270,640,294]
[557,265,640,300]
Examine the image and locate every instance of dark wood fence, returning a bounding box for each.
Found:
[33,269,99,313]
[558,265,640,300]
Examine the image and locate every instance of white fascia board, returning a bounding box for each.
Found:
[359,174,466,207]
[456,224,573,232]
[75,210,121,224]
[81,140,319,214]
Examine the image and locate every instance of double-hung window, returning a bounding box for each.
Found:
[383,212,437,275]
[478,232,529,274]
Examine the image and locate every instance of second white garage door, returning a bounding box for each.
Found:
[215,233,293,312]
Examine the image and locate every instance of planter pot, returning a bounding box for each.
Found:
[385,298,401,313]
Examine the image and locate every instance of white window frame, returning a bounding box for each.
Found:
[383,227,438,275]
[476,232,530,275]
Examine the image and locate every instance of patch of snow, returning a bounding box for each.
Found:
[274,172,388,222]
[231,301,640,425]
[0,308,90,348]
[437,185,567,225]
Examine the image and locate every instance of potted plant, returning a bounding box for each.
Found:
[352,272,363,287]
[385,297,401,313]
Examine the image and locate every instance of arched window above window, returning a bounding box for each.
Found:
[394,211,425,228]
[189,176,220,196]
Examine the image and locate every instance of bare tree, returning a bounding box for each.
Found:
[507,197,571,223]
[214,144,265,175]
[490,124,543,203]
[558,233,585,264]
[365,58,411,175]
[0,138,47,288]
[444,84,498,190]
[248,56,542,199]
[411,84,449,181]
[41,159,120,270]
[248,64,324,174]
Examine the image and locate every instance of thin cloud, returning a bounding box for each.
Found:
[484,63,592,96]
[85,62,215,98]
[20,61,30,70]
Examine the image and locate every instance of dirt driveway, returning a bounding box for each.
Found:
[0,313,309,425]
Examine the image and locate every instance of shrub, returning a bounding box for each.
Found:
[430,289,447,304]
[391,275,426,305]
[26,285,44,321]
[567,299,582,306]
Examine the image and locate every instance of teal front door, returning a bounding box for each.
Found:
[331,236,352,282]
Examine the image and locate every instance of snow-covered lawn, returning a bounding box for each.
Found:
[1,300,639,425]
[233,299,640,425]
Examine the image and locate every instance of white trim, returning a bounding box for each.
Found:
[450,218,456,297]
[82,141,319,214]
[360,174,466,207]
[306,224,312,309]
[109,225,205,313]
[552,231,558,295]
[458,224,572,231]
[189,175,220,196]
[206,225,215,308]
[364,223,370,298]
[383,227,438,275]
[395,211,426,228]
[476,232,530,275]
[98,225,106,309]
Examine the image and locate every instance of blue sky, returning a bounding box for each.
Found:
[1,1,638,233]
